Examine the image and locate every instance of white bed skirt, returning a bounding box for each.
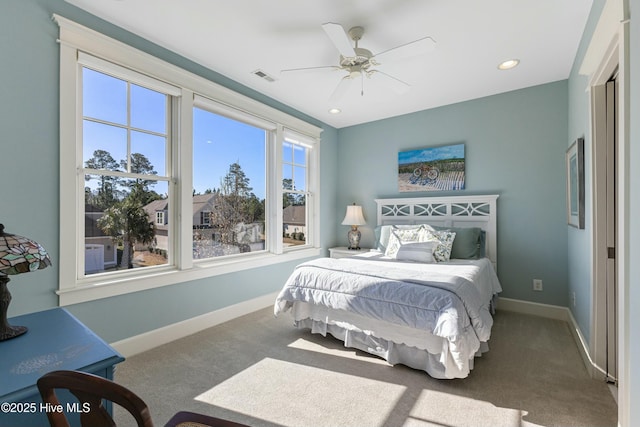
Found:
[291,302,488,379]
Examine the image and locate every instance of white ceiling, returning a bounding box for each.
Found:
[65,0,593,129]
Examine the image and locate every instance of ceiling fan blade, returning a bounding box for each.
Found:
[329,75,353,102]
[373,36,436,63]
[370,70,410,94]
[322,22,356,58]
[280,65,341,74]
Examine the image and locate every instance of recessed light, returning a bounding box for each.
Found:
[498,59,520,70]
[328,108,341,114]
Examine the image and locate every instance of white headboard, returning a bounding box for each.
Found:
[374,195,499,268]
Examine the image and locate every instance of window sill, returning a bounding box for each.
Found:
[57,247,322,306]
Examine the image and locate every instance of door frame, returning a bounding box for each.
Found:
[589,59,618,383]
[582,0,630,424]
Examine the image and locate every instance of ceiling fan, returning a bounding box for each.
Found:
[281,23,436,102]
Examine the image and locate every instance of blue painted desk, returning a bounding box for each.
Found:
[0,308,124,426]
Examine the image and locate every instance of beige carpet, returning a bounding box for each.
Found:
[114,308,617,427]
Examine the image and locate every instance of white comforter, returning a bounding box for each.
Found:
[274,255,502,373]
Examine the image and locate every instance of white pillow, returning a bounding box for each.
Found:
[375,224,428,253]
[396,241,436,263]
[384,226,424,258]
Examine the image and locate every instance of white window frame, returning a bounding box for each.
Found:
[55,15,322,306]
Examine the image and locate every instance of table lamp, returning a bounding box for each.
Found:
[341,203,366,250]
[0,223,52,341]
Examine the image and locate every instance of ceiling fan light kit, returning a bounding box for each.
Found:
[282,22,435,102]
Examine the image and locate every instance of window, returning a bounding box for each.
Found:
[81,65,172,274]
[156,212,166,225]
[200,211,211,226]
[56,15,322,305]
[282,135,310,247]
[192,106,267,260]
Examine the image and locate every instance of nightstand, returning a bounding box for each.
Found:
[329,246,370,259]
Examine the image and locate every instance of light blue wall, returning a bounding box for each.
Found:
[336,82,569,305]
[566,0,606,351]
[565,1,640,387]
[0,0,339,342]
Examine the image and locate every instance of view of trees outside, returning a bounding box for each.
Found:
[82,66,310,276]
[84,149,165,272]
[85,148,272,269]
[192,107,268,259]
[194,161,267,258]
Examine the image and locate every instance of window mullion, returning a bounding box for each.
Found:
[271,125,284,254]
[69,60,85,286]
[80,168,171,182]
[177,89,194,270]
[82,117,167,138]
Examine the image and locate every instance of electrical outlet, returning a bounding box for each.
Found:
[533,279,543,291]
[572,292,576,307]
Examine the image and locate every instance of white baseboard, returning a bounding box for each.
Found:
[497,297,570,321]
[111,291,278,358]
[497,297,605,380]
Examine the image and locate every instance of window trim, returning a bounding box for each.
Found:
[55,15,322,306]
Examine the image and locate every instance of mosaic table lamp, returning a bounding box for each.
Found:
[341,203,366,250]
[0,223,52,341]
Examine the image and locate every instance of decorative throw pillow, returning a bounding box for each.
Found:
[395,241,436,263]
[432,226,482,259]
[375,224,424,253]
[420,228,456,262]
[384,226,424,258]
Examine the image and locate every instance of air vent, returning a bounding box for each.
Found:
[252,69,276,82]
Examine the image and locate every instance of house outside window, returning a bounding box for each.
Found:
[56,15,322,305]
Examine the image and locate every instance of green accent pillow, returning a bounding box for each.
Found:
[433,226,482,259]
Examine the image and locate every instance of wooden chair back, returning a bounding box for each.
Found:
[37,370,154,427]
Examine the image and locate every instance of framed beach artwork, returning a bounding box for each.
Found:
[398,143,465,192]
[566,137,585,229]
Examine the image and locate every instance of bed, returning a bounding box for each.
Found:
[274,195,502,379]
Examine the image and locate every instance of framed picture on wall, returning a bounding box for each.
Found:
[398,143,465,192]
[566,137,585,229]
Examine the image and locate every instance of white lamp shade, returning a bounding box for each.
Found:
[341,204,366,226]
